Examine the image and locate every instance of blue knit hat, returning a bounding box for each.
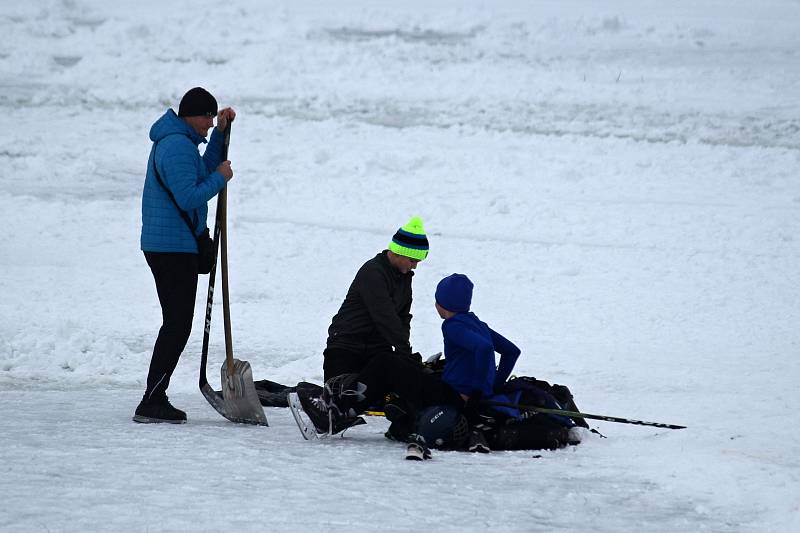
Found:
[435,273,473,313]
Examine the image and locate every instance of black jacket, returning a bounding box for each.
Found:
[327,251,413,356]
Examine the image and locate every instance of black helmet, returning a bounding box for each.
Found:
[414,405,469,449]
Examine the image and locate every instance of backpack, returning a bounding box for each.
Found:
[481,376,588,451]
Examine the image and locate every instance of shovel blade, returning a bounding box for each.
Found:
[219,358,269,426]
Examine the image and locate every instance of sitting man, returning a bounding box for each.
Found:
[322,216,429,381]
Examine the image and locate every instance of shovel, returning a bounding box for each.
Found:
[199,121,268,426]
[218,183,268,424]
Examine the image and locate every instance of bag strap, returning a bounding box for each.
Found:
[150,141,203,246]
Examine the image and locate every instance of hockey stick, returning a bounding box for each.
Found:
[484,400,686,430]
[198,146,228,419]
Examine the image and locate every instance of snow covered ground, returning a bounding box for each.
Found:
[2,0,799,530]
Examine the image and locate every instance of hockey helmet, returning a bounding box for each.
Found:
[414,405,469,449]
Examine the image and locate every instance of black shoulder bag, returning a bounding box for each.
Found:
[150,145,216,274]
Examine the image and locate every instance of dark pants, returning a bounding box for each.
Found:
[142,252,198,402]
[356,352,463,413]
[322,345,396,382]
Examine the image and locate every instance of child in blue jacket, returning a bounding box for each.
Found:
[435,273,520,416]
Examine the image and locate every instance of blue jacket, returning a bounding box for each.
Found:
[140,109,227,253]
[440,312,520,399]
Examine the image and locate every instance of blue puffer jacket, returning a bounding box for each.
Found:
[140,109,227,253]
[440,312,522,416]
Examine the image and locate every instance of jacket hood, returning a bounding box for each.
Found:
[149,109,206,145]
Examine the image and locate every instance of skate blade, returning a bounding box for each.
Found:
[132,415,186,424]
[288,392,328,441]
[219,358,269,426]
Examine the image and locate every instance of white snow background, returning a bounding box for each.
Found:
[1,0,799,531]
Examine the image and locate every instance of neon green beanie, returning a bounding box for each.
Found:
[389,216,429,260]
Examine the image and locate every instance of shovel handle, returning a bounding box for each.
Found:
[220,123,235,375]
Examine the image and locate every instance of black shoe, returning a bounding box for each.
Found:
[467,429,491,453]
[294,374,368,436]
[405,434,432,461]
[296,389,332,434]
[297,387,364,436]
[133,395,187,424]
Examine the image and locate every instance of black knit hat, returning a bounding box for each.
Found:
[178,87,218,117]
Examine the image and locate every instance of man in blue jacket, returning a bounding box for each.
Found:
[134,87,235,424]
[297,273,523,450]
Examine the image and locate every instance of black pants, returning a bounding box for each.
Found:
[323,345,396,382]
[356,352,462,413]
[142,252,199,401]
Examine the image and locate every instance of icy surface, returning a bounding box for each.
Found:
[1,0,799,531]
